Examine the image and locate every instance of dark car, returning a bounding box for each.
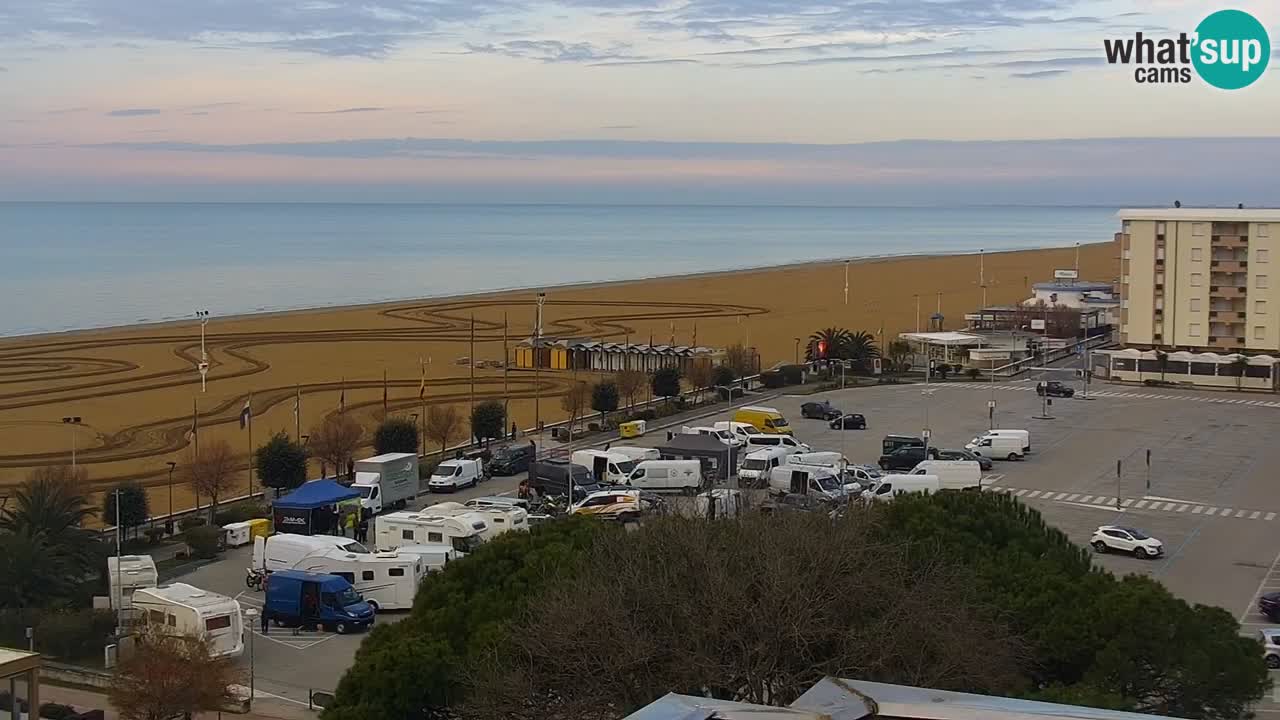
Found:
[829,413,867,430]
[936,448,993,471]
[488,443,535,476]
[878,445,940,471]
[529,459,599,501]
[882,434,924,455]
[1037,381,1075,398]
[800,401,841,420]
[1260,591,1280,622]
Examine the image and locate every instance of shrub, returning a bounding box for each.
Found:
[779,364,805,385]
[40,703,80,720]
[178,516,206,531]
[761,370,785,389]
[184,525,223,559]
[29,609,116,661]
[213,500,268,526]
[143,526,167,544]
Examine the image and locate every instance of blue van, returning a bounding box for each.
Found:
[264,570,375,634]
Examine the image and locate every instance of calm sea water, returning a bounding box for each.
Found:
[0,203,1117,337]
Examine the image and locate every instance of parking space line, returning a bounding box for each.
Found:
[1176,504,1188,512]
[1193,505,1205,514]
[1222,508,1235,516]
[1053,492,1069,500]
[1095,496,1113,505]
[1161,502,1176,511]
[1135,500,1149,509]
[1268,513,1277,521]
[1122,499,1134,507]
[1239,546,1280,623]
[1066,493,1080,501]
[1016,489,1028,496]
[1027,490,1043,498]
[1237,510,1249,518]
[1252,511,1263,520]
[1080,495,1094,503]
[1205,508,1218,516]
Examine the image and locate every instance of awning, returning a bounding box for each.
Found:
[274,479,359,510]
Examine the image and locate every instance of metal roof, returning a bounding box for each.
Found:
[624,693,831,720]
[0,647,41,678]
[1118,208,1280,222]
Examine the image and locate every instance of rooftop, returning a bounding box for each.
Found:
[1118,208,1280,222]
[0,647,41,677]
[1032,281,1114,293]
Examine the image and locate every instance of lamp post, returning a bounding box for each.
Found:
[166,461,177,534]
[410,413,421,456]
[793,337,800,365]
[114,488,123,633]
[243,608,258,708]
[62,416,82,470]
[196,310,210,392]
[843,260,850,306]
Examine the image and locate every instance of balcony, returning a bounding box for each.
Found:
[1211,285,1247,297]
[1213,234,1248,249]
[1210,259,1248,272]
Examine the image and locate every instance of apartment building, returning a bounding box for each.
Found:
[1118,208,1280,353]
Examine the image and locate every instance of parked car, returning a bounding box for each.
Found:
[1036,381,1075,398]
[878,445,940,472]
[936,448,993,471]
[488,444,535,476]
[1260,629,1280,669]
[881,434,924,455]
[829,413,867,430]
[800,401,841,420]
[1090,525,1163,558]
[1260,591,1280,622]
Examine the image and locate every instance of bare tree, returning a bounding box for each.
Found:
[724,343,753,380]
[309,413,363,481]
[559,381,590,441]
[614,369,646,411]
[109,622,243,720]
[685,359,714,404]
[183,439,236,521]
[464,513,1026,720]
[424,405,464,458]
[1046,303,1082,339]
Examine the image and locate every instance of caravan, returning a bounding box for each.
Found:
[290,547,425,611]
[132,584,244,658]
[252,534,368,573]
[393,544,460,573]
[570,449,638,485]
[108,555,158,610]
[417,501,528,540]
[374,510,488,554]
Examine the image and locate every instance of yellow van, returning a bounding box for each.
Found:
[732,405,793,435]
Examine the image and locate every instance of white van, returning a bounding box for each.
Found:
[906,460,982,490]
[965,432,1027,461]
[788,452,848,474]
[768,464,847,501]
[712,421,762,443]
[132,584,244,658]
[744,434,811,454]
[627,459,703,494]
[292,547,425,611]
[680,426,742,447]
[108,555,158,610]
[988,429,1030,452]
[863,474,940,501]
[738,447,790,487]
[374,510,488,554]
[253,534,369,573]
[608,446,661,463]
[571,449,638,485]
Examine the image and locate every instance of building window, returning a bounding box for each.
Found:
[1256,326,1267,341]
[1189,323,1202,337]
[1123,249,1131,260]
[1258,275,1270,289]
[1192,222,1207,236]
[1156,248,1165,260]
[1122,274,1130,284]
[1156,222,1166,234]
[1261,224,1271,238]
[428,532,443,543]
[362,570,375,581]
[1191,247,1203,261]
[401,529,413,540]
[1257,300,1267,314]
[1189,298,1201,312]
[1259,248,1270,263]
[1190,272,1202,287]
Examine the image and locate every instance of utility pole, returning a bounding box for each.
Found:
[1116,460,1122,512]
[844,260,850,306]
[502,312,510,421]
[469,314,476,423]
[114,488,123,633]
[62,416,82,470]
[535,292,545,440]
[1074,242,1081,274]
[914,294,921,333]
[196,309,210,392]
[293,385,301,441]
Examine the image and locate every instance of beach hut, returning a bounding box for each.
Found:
[272,479,360,536]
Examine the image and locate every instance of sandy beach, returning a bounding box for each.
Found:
[0,241,1116,514]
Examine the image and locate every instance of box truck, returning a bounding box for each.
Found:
[263,570,374,634]
[132,584,244,658]
[353,452,419,514]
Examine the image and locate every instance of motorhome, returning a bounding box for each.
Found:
[418,501,528,540]
[374,509,488,555]
[863,474,941,501]
[905,460,983,490]
[465,495,531,511]
[108,554,158,610]
[743,434,810,454]
[571,449,638,485]
[132,584,244,658]
[965,431,1029,461]
[352,452,419,514]
[393,544,460,573]
[712,421,762,443]
[732,406,793,435]
[737,447,790,488]
[290,546,425,611]
[679,426,742,447]
[626,459,703,494]
[607,446,661,463]
[252,534,369,574]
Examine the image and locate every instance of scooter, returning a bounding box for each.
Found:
[245,567,269,591]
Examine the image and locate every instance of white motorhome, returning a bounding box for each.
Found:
[607,446,661,463]
[680,426,742,447]
[965,431,1029,461]
[712,421,762,443]
[863,474,940,501]
[374,510,488,554]
[626,459,703,494]
[571,449,638,485]
[291,547,425,611]
[906,460,983,490]
[252,534,369,573]
[108,554,158,610]
[738,447,790,487]
[393,544,460,573]
[420,501,527,540]
[132,584,244,659]
[743,434,811,454]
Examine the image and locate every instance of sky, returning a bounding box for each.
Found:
[1,0,1278,204]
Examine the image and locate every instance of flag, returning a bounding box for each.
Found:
[382,370,388,413]
[339,379,346,413]
[239,397,252,430]
[293,386,300,416]
[418,359,426,399]
[184,410,197,442]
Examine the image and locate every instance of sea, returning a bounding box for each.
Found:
[0,203,1118,337]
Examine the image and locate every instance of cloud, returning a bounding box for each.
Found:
[747,46,1094,68]
[589,57,699,66]
[464,39,638,63]
[106,108,161,117]
[298,107,386,115]
[1011,69,1070,78]
[600,124,638,129]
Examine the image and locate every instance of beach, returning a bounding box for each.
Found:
[0,241,1117,514]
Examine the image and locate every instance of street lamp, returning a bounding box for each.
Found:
[243,608,258,708]
[62,416,82,470]
[196,310,210,392]
[793,338,800,365]
[166,462,177,534]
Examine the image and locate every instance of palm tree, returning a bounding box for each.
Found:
[887,340,912,374]
[0,466,98,581]
[806,327,853,362]
[843,330,881,371]
[1229,355,1249,391]
[1155,350,1169,383]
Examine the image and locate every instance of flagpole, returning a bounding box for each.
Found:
[419,357,427,457]
[193,397,199,457]
[246,392,253,497]
[383,369,388,415]
[294,384,301,440]
[469,313,476,432]
[503,312,509,422]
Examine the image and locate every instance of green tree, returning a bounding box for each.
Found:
[102,482,149,539]
[843,330,881,370]
[724,343,753,380]
[374,417,419,455]
[0,531,83,609]
[0,467,97,579]
[255,432,309,496]
[806,326,852,361]
[650,367,682,404]
[614,369,646,411]
[591,381,619,425]
[887,339,913,374]
[711,364,735,388]
[470,401,506,445]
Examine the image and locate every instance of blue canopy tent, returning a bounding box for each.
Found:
[272,479,360,535]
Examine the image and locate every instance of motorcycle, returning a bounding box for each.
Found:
[245,567,269,591]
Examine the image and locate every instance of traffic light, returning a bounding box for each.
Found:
[817,340,828,359]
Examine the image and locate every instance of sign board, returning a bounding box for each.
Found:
[872,358,882,375]
[922,428,931,439]
[1054,269,1079,280]
[987,400,996,409]
[1030,319,1047,330]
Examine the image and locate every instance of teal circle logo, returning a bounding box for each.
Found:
[1192,9,1270,90]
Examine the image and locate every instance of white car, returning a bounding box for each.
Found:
[427,459,482,492]
[1260,629,1280,670]
[1090,525,1163,559]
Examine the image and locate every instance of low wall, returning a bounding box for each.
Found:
[1107,369,1275,392]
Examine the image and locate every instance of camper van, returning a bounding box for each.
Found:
[965,430,1030,461]
[737,447,790,488]
[374,510,488,555]
[626,459,703,494]
[132,584,244,658]
[608,446,661,463]
[252,534,369,574]
[767,464,847,501]
[906,460,983,490]
[862,475,941,501]
[571,449,638,485]
[290,547,425,611]
[465,495,532,511]
[108,555,158,610]
[733,406,793,435]
[712,421,762,443]
[743,434,810,454]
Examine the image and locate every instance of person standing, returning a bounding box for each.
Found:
[357,515,369,544]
